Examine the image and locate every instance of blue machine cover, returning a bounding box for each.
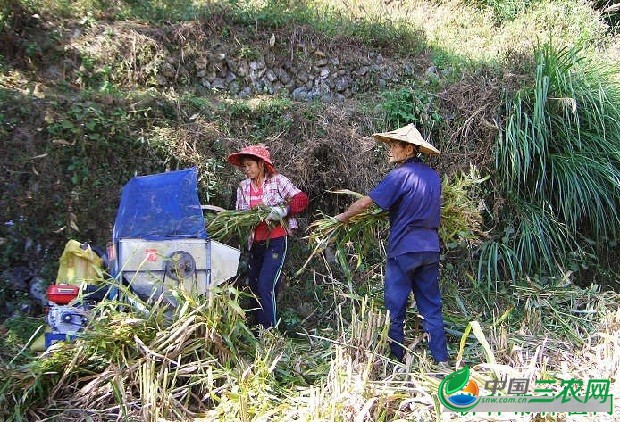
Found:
[113,167,207,241]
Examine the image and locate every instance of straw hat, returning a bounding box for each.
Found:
[372,123,440,155]
[227,144,275,172]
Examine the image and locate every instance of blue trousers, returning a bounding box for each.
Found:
[385,252,449,362]
[247,236,287,328]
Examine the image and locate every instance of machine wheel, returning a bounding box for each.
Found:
[164,251,196,281]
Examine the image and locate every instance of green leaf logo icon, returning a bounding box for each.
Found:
[444,366,470,395]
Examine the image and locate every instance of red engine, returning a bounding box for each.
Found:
[46,284,80,305]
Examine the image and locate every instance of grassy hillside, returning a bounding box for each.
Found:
[1,0,619,420]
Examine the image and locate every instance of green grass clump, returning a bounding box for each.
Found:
[381,86,444,135]
[484,43,620,284]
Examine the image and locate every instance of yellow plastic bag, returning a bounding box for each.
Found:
[30,327,51,352]
[55,240,104,285]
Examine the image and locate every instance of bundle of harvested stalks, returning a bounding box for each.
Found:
[206,206,273,242]
[297,190,388,278]
[439,166,488,246]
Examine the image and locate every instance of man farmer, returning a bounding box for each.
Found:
[334,123,449,364]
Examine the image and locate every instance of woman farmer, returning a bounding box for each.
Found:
[334,124,449,364]
[227,144,308,329]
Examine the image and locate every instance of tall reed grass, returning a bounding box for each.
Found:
[483,43,620,284]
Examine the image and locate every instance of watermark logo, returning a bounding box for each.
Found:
[440,366,480,411]
[438,366,614,416]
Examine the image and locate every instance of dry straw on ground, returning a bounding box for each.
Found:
[3,275,619,420]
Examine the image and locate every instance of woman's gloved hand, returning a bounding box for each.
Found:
[266,205,288,221]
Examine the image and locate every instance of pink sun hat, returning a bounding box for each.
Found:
[227,143,275,173]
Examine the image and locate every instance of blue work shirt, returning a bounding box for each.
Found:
[369,157,441,257]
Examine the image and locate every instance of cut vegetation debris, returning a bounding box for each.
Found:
[1,280,618,421]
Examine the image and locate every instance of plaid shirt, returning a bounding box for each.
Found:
[236,173,302,232]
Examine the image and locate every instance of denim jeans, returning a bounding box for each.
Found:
[385,252,449,362]
[247,236,287,328]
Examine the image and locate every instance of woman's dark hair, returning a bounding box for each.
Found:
[239,154,259,163]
